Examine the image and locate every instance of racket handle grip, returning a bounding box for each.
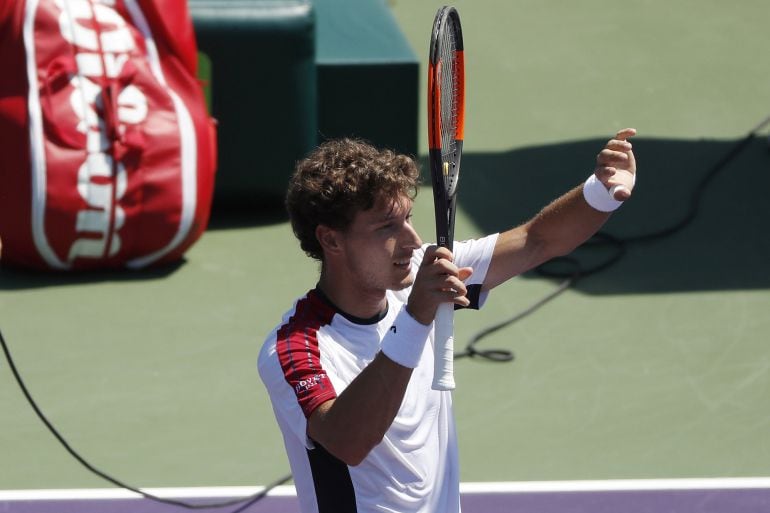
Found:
[432,302,456,391]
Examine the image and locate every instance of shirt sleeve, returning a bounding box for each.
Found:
[258,334,316,449]
[258,303,339,450]
[450,233,499,309]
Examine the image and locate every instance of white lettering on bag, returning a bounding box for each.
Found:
[55,0,148,262]
[57,0,134,53]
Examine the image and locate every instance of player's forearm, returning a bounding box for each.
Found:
[527,128,636,265]
[308,352,412,466]
[483,185,611,290]
[527,184,611,260]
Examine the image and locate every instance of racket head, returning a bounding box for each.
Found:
[428,6,465,251]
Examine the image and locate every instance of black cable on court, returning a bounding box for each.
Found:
[0,328,291,511]
[455,115,770,362]
[1,116,768,511]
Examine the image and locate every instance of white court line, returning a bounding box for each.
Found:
[460,477,770,494]
[2,478,770,501]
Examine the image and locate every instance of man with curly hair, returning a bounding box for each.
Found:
[259,131,636,513]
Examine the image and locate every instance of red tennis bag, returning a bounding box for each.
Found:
[0,0,216,270]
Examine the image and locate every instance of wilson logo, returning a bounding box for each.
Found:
[4,0,213,270]
[53,0,148,262]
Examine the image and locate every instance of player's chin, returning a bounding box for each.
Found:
[391,264,415,290]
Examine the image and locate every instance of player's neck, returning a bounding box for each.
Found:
[317,271,387,321]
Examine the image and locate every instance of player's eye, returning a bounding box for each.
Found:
[377,222,396,232]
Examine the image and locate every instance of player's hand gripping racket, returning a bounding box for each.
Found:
[428,6,464,391]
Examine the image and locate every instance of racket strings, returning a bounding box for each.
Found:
[438,21,460,191]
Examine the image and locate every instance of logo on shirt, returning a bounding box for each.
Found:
[390,325,397,334]
[294,373,326,394]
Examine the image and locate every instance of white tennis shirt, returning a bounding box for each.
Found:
[258,234,498,513]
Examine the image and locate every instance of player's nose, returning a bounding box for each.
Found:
[402,222,422,249]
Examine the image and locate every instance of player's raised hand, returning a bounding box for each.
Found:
[595,127,637,201]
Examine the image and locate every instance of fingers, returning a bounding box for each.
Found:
[408,246,474,323]
[440,269,472,307]
[422,245,452,264]
[607,184,630,201]
[596,148,631,168]
[615,127,637,140]
[424,247,472,304]
[596,140,633,168]
[595,128,637,201]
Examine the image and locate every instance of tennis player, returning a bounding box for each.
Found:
[258,129,636,513]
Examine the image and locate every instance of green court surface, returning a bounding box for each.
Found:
[2,0,770,495]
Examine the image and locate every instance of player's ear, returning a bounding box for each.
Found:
[316,225,343,256]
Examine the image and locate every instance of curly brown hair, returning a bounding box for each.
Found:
[286,138,421,261]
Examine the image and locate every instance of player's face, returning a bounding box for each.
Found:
[340,194,422,294]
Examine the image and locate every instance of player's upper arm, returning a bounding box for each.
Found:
[307,398,334,441]
[306,397,375,466]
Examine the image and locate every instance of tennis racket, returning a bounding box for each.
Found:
[428,6,465,391]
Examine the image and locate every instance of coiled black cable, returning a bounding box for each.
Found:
[457,115,770,361]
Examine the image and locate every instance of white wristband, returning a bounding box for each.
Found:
[380,306,432,368]
[583,173,625,212]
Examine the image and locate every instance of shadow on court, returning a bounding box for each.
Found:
[0,260,186,291]
[0,190,287,291]
[2,136,768,293]
[449,135,770,295]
